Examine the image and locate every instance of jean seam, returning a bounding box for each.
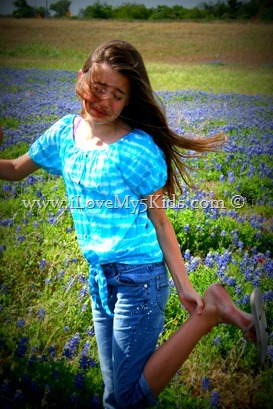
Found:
[117,317,142,403]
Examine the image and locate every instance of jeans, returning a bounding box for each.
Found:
[92,261,170,409]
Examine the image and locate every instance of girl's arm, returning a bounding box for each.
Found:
[0,153,40,181]
[144,189,204,315]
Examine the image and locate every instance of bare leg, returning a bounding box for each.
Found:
[143,283,254,397]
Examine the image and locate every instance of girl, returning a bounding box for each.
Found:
[0,40,267,408]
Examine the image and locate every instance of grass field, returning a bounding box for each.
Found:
[0,18,273,95]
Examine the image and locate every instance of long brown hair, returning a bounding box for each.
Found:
[75,40,225,198]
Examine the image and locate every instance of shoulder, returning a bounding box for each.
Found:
[40,115,76,142]
[119,129,164,159]
[52,114,75,131]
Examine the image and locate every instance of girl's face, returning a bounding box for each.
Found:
[79,62,130,125]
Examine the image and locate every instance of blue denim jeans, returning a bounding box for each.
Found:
[92,261,170,409]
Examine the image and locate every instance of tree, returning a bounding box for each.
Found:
[13,0,35,18]
[36,7,46,18]
[228,0,241,11]
[114,3,152,20]
[84,1,113,19]
[49,0,71,17]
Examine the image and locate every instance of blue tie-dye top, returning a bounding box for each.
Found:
[28,114,168,315]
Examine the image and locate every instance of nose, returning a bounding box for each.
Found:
[98,92,113,106]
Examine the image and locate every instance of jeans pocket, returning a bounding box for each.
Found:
[156,272,170,312]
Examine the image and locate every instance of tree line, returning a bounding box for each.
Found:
[9,0,273,21]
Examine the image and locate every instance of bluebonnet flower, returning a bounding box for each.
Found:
[28,354,38,366]
[63,332,80,359]
[74,372,85,390]
[2,182,12,192]
[1,218,14,227]
[45,384,51,393]
[37,308,46,320]
[202,377,211,391]
[205,252,214,268]
[79,286,88,298]
[263,290,273,303]
[17,318,25,328]
[39,259,47,270]
[238,241,244,249]
[78,274,87,284]
[0,244,6,256]
[183,249,191,261]
[26,175,37,185]
[187,256,200,272]
[235,285,242,295]
[36,189,43,198]
[81,303,88,313]
[81,341,91,356]
[210,390,221,408]
[267,345,273,362]
[57,270,65,279]
[15,336,29,357]
[79,355,97,371]
[48,345,57,358]
[228,171,235,183]
[65,276,75,291]
[48,215,57,225]
[237,294,250,306]
[1,283,8,294]
[213,336,221,346]
[226,277,237,287]
[86,327,95,337]
[70,393,80,405]
[16,234,25,243]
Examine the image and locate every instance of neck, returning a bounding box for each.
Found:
[76,117,131,149]
[85,118,117,140]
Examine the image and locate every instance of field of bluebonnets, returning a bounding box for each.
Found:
[0,61,273,408]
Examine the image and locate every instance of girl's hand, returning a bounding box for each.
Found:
[178,288,204,315]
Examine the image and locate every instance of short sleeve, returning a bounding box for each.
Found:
[117,130,168,196]
[28,115,73,175]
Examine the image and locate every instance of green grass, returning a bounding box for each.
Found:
[0,18,273,95]
[148,63,273,95]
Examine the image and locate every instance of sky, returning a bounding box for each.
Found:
[0,0,215,16]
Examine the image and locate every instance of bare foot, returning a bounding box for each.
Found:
[203,284,256,343]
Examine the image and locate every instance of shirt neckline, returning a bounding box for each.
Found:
[72,115,134,153]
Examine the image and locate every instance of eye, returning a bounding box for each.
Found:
[93,84,106,95]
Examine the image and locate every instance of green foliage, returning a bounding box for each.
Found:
[80,0,273,21]
[49,0,71,17]
[114,3,152,20]
[13,0,35,18]
[167,207,273,256]
[83,1,113,19]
